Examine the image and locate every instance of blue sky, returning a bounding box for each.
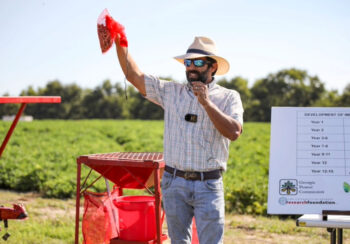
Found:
[1,0,349,96]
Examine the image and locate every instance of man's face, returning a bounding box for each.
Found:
[185,58,214,84]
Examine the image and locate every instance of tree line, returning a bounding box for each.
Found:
[1,68,349,122]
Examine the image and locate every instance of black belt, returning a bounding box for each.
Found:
[165,165,222,181]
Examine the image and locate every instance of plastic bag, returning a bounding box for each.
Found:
[97,8,128,53]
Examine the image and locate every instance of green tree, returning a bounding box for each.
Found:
[81,80,123,118]
[250,68,326,121]
[312,90,340,107]
[64,84,84,119]
[337,83,350,107]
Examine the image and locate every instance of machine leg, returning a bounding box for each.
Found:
[154,168,162,244]
[0,103,27,157]
[75,162,81,244]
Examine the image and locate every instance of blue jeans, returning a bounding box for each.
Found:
[161,171,225,244]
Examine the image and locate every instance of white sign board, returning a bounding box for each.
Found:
[268,107,350,214]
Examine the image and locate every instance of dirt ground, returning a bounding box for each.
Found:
[162,214,335,244]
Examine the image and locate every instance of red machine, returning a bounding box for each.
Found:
[0,96,61,241]
[0,204,28,240]
[0,204,27,220]
[0,96,61,157]
[76,152,200,244]
[76,152,168,244]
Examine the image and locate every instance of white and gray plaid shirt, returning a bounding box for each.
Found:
[144,74,244,172]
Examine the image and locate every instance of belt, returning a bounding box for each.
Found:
[164,165,222,181]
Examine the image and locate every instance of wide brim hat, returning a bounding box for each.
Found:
[174,36,230,75]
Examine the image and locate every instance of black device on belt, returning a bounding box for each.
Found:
[165,165,222,181]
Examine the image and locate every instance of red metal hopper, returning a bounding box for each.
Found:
[75,152,167,244]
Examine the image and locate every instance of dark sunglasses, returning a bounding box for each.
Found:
[184,59,210,67]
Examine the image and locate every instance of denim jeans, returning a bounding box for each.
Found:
[161,171,225,244]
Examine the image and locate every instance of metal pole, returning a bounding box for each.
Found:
[327,228,336,244]
[0,103,27,157]
[337,228,343,244]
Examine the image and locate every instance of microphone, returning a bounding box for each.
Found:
[185,114,197,123]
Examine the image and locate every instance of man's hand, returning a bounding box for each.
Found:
[192,81,241,141]
[192,81,210,106]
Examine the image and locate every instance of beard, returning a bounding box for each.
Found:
[186,69,210,84]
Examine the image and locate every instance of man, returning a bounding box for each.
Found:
[115,36,243,244]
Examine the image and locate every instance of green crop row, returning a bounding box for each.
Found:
[0,120,269,215]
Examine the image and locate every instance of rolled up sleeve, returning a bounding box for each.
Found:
[144,74,168,108]
[226,90,244,128]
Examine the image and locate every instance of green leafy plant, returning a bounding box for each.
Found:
[0,120,270,215]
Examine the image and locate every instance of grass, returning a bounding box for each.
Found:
[1,190,349,244]
[0,190,75,244]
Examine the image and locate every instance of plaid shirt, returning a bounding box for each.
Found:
[144,74,244,171]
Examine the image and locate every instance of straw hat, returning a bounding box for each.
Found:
[174,36,230,75]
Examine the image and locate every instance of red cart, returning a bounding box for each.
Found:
[75,152,168,244]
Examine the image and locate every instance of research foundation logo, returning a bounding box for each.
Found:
[279,179,297,195]
[278,197,287,205]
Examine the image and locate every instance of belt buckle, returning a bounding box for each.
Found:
[184,172,198,180]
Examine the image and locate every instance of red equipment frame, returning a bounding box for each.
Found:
[0,96,61,239]
[0,96,61,157]
[75,152,167,244]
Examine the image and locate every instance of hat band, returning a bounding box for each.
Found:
[186,48,214,56]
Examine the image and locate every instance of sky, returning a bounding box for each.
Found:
[0,0,349,96]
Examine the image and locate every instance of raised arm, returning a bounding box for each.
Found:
[115,36,146,96]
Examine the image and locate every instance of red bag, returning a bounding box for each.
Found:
[97,9,128,53]
[82,190,120,244]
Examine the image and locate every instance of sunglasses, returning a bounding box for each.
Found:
[184,59,210,67]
